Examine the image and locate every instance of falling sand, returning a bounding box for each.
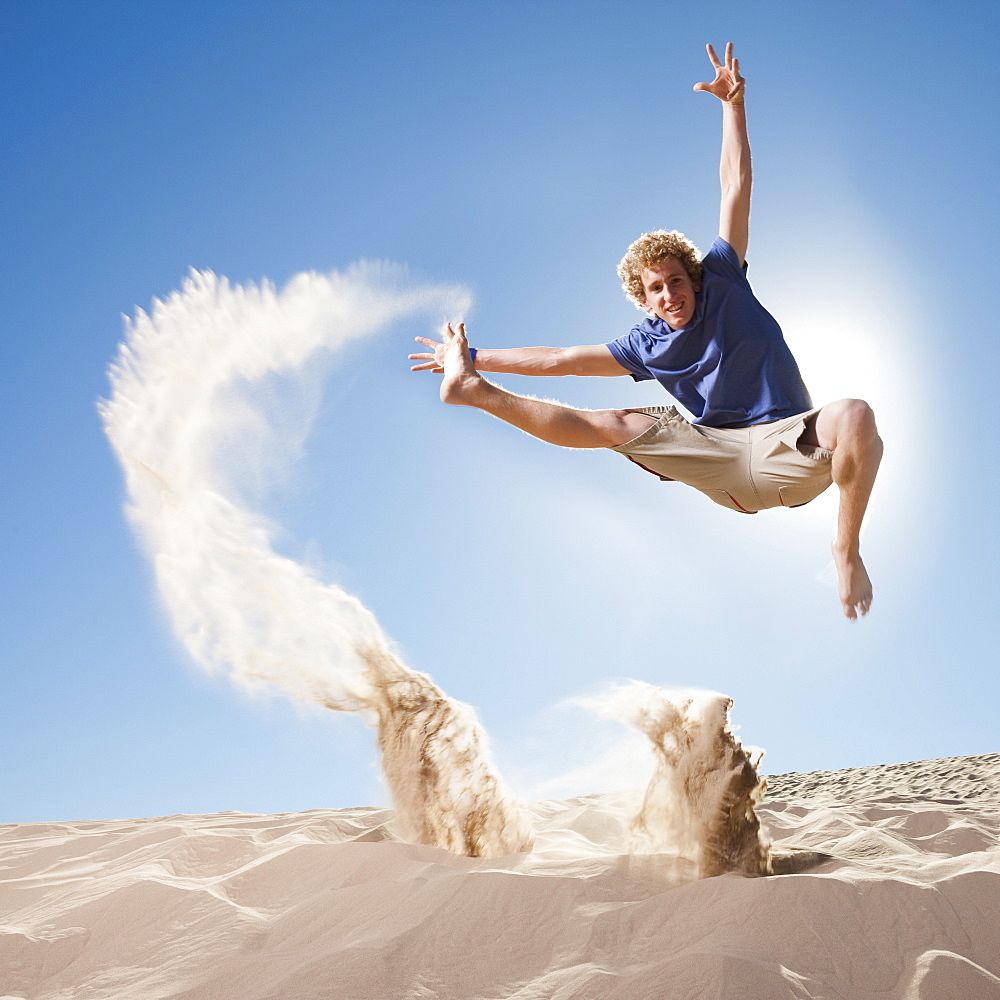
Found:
[629,688,770,877]
[99,265,767,869]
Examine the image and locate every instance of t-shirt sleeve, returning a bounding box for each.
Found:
[606,329,655,382]
[702,237,750,282]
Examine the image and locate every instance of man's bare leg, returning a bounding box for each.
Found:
[804,399,884,620]
[439,322,656,448]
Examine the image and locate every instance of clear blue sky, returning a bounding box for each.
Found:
[3,0,998,823]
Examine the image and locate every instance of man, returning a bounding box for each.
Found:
[410,43,883,621]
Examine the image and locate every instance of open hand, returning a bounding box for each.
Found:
[693,42,745,103]
[409,323,463,373]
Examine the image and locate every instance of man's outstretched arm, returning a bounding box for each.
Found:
[410,337,629,377]
[694,42,750,266]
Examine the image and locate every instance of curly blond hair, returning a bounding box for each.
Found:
[617,230,703,309]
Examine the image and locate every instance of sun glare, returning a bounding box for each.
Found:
[768,262,920,515]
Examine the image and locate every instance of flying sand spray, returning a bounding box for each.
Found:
[100,266,768,872]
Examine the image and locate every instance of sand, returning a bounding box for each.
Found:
[2,753,998,1000]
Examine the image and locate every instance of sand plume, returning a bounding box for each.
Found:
[588,682,771,876]
[99,265,532,858]
[363,648,533,856]
[631,687,770,876]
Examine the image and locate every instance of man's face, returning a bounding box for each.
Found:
[640,258,700,329]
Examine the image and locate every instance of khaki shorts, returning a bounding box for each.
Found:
[610,406,833,514]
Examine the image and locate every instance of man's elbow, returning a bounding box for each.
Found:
[722,175,751,201]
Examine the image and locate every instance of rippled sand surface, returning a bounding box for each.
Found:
[2,753,999,1000]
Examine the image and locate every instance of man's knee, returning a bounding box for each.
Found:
[840,398,878,437]
[822,398,879,448]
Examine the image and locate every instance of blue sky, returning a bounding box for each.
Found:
[3,0,998,823]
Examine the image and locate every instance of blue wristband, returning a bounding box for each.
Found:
[469,347,477,364]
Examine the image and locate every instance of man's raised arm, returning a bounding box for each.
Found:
[694,42,750,266]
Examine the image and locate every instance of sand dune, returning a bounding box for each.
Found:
[2,753,998,1000]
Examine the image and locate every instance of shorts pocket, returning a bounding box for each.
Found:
[701,489,758,514]
[778,483,828,509]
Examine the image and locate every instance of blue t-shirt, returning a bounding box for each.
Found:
[606,238,812,428]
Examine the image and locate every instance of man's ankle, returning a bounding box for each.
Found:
[832,538,860,559]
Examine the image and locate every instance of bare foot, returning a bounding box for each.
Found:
[832,542,873,620]
[439,322,485,406]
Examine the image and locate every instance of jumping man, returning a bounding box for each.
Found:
[410,43,883,620]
